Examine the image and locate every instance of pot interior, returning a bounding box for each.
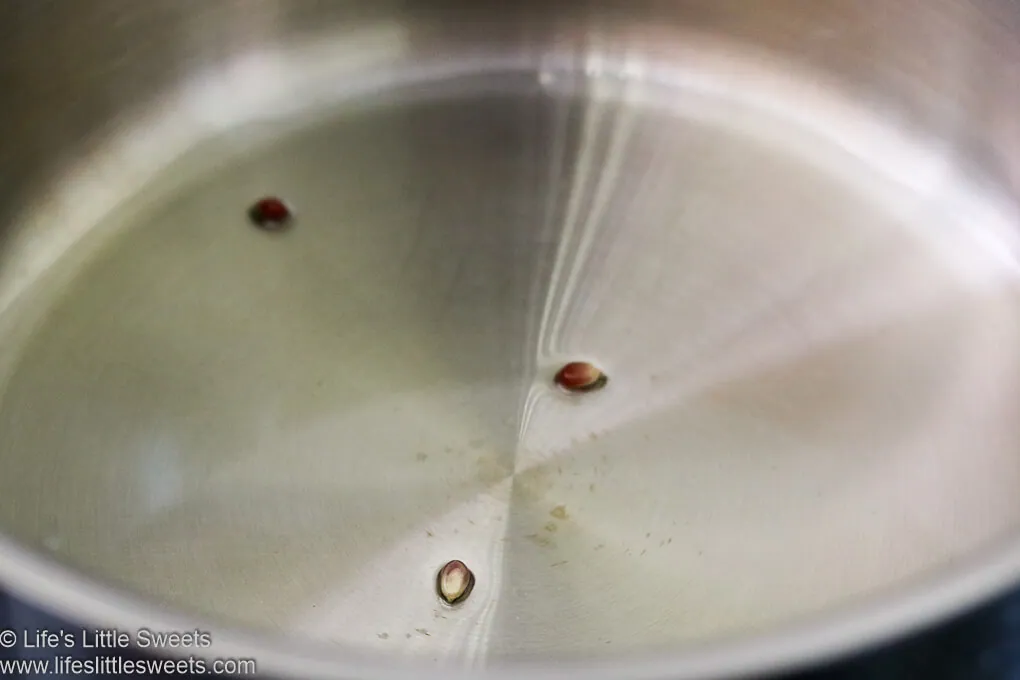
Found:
[1,0,1019,673]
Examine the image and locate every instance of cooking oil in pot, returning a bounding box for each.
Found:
[0,47,1017,665]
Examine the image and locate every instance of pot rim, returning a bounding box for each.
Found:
[0,531,1017,679]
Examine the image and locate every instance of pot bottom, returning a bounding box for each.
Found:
[0,49,1018,668]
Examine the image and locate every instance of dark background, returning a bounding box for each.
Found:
[1,586,1018,679]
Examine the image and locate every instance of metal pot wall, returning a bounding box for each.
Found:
[1,1,1020,679]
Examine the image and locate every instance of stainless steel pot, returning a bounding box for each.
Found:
[2,1,1020,679]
